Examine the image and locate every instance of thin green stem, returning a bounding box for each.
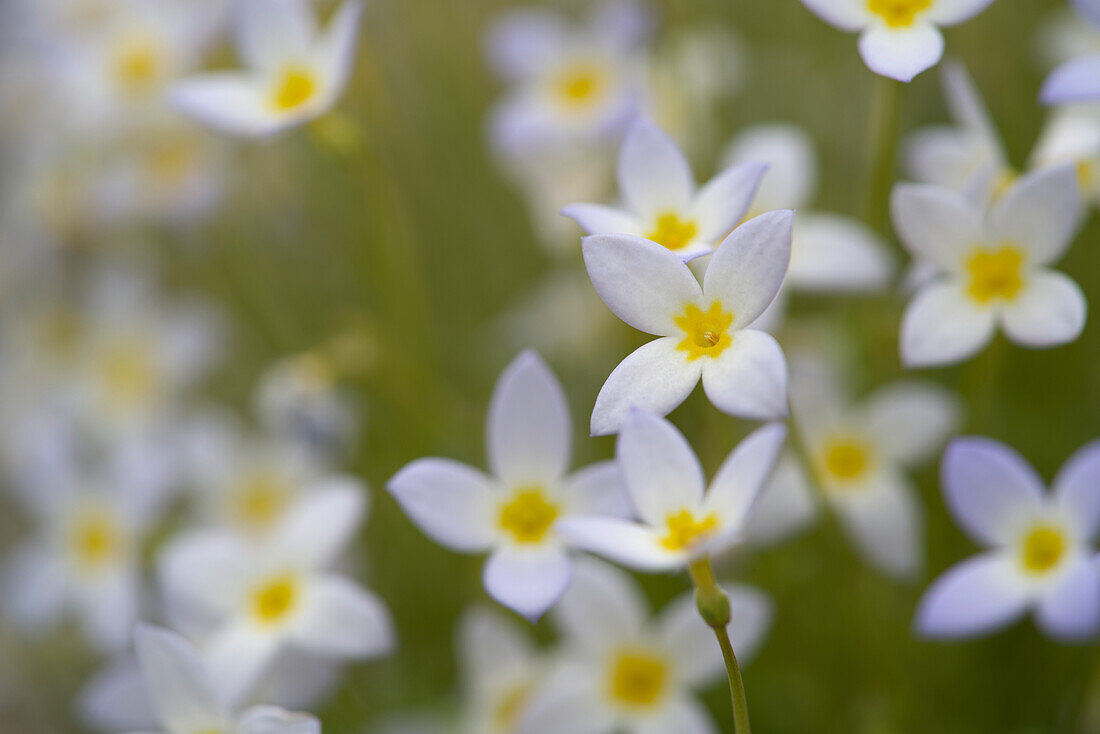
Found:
[688,558,751,734]
[865,73,902,236]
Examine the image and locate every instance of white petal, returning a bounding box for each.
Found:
[520,664,615,734]
[702,210,794,329]
[289,575,395,658]
[989,164,1083,266]
[721,123,818,211]
[1035,557,1100,641]
[617,409,706,525]
[237,706,320,734]
[1,543,66,632]
[725,584,774,663]
[903,126,996,190]
[78,657,155,733]
[689,162,769,243]
[900,279,995,368]
[705,423,788,530]
[553,557,648,645]
[312,1,363,101]
[859,381,960,465]
[1000,270,1086,349]
[170,76,291,139]
[700,330,789,420]
[590,337,702,437]
[618,120,695,216]
[787,212,894,291]
[927,0,997,25]
[555,517,683,571]
[485,10,567,79]
[559,460,633,518]
[939,62,1003,156]
[487,350,572,486]
[1074,0,1100,27]
[203,623,281,708]
[831,470,924,579]
[458,605,534,684]
[744,453,820,547]
[635,696,717,734]
[237,0,315,70]
[656,592,723,684]
[133,625,225,734]
[858,24,944,83]
[273,480,365,570]
[915,553,1030,638]
[79,569,141,652]
[483,545,572,621]
[386,459,498,552]
[1053,439,1100,540]
[561,203,642,235]
[798,0,871,30]
[581,234,703,335]
[158,531,251,629]
[890,183,982,271]
[941,437,1045,547]
[1041,56,1100,105]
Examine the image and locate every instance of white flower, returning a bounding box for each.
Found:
[129,624,321,734]
[520,559,771,734]
[458,606,544,734]
[582,211,793,434]
[563,120,766,262]
[1030,105,1100,208]
[158,480,394,705]
[798,0,997,82]
[387,351,630,619]
[893,164,1086,367]
[255,353,359,458]
[915,437,1100,640]
[559,410,786,571]
[752,357,959,577]
[486,0,651,155]
[1042,0,1100,105]
[171,0,362,138]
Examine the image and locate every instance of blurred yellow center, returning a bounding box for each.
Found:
[233,473,288,530]
[965,245,1025,304]
[70,511,121,569]
[1079,160,1098,191]
[1020,525,1066,574]
[867,0,931,27]
[493,682,532,731]
[113,41,161,92]
[821,437,872,483]
[498,487,559,544]
[147,140,197,187]
[675,302,733,360]
[553,64,606,108]
[102,341,157,408]
[660,509,719,551]
[251,574,300,624]
[272,67,316,110]
[608,650,668,708]
[646,213,699,251]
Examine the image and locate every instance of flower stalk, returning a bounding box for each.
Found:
[688,557,751,734]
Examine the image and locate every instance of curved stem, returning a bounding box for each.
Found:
[688,558,752,734]
[865,73,902,236]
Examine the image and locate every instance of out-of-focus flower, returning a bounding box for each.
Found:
[129,624,322,734]
[798,0,996,82]
[388,351,630,619]
[893,165,1085,367]
[485,0,652,157]
[171,0,363,138]
[563,120,766,262]
[1041,0,1100,105]
[159,481,393,704]
[1,477,165,652]
[458,606,544,734]
[559,410,786,571]
[722,123,894,331]
[520,559,770,734]
[753,358,959,577]
[582,211,793,434]
[916,437,1100,640]
[1029,106,1100,208]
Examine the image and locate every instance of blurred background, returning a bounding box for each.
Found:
[1,0,1099,733]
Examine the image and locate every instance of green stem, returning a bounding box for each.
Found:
[865,74,902,236]
[688,558,752,734]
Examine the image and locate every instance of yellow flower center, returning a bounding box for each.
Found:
[867,0,932,27]
[674,302,734,361]
[272,67,317,111]
[660,509,719,551]
[965,245,1025,305]
[251,574,300,624]
[70,511,122,570]
[552,63,606,109]
[113,40,162,93]
[493,682,532,732]
[232,473,288,531]
[646,212,699,251]
[1079,160,1098,192]
[1020,525,1067,575]
[820,436,873,484]
[102,340,157,409]
[498,487,560,544]
[607,649,668,709]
